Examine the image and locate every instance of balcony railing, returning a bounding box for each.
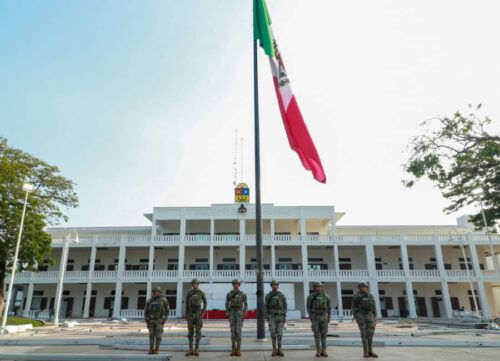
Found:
[212,270,240,278]
[331,309,353,320]
[409,269,440,278]
[445,269,475,278]
[184,270,210,279]
[308,269,337,278]
[376,269,405,278]
[338,269,369,278]
[92,270,118,279]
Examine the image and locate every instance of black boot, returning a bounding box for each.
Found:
[368,340,378,358]
[185,340,194,356]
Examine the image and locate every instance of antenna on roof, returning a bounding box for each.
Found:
[240,136,244,183]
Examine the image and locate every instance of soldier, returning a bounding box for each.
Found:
[225,279,248,357]
[352,282,378,358]
[185,278,207,357]
[306,282,331,357]
[144,286,170,355]
[265,280,287,357]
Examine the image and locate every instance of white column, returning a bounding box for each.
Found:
[175,281,183,318]
[300,214,309,277]
[365,241,381,317]
[334,244,343,315]
[400,239,417,318]
[475,281,490,319]
[23,283,34,316]
[82,282,92,318]
[336,281,343,316]
[467,236,490,318]
[209,218,214,278]
[239,220,246,279]
[405,280,417,318]
[113,241,126,318]
[178,216,186,278]
[440,280,453,319]
[270,218,276,277]
[303,280,310,318]
[147,243,154,297]
[88,243,97,277]
[434,240,453,318]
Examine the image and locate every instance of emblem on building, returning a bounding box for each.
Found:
[234,183,250,203]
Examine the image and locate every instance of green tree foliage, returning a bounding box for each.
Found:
[0,137,78,316]
[403,105,500,229]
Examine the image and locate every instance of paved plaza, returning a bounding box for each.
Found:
[1,320,499,360]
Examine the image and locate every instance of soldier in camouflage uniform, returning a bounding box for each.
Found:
[185,278,207,357]
[225,279,248,357]
[265,280,287,357]
[352,282,378,358]
[144,286,170,354]
[306,282,331,357]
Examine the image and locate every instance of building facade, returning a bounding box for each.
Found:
[7,204,500,320]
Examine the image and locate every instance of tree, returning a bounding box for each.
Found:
[0,137,78,317]
[403,104,500,230]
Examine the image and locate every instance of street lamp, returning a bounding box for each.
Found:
[53,229,79,325]
[472,188,499,278]
[1,183,34,332]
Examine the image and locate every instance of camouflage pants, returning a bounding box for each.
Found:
[310,313,329,348]
[187,311,203,344]
[147,320,164,349]
[268,314,285,343]
[228,310,244,342]
[355,313,376,344]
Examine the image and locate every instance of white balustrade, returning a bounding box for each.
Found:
[409,269,440,278]
[64,271,88,280]
[122,270,148,279]
[212,270,240,278]
[213,235,240,243]
[308,269,336,278]
[482,270,497,277]
[23,310,50,319]
[376,269,405,278]
[274,269,303,278]
[338,269,369,278]
[92,270,118,279]
[151,270,178,279]
[445,269,475,278]
[120,309,144,318]
[184,270,210,279]
[331,309,352,319]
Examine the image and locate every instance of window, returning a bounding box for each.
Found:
[459,257,473,270]
[190,264,209,270]
[107,265,117,271]
[166,290,177,295]
[139,258,149,263]
[66,264,74,271]
[168,258,179,263]
[167,264,178,270]
[223,258,236,263]
[378,290,386,295]
[81,265,89,271]
[435,290,442,295]
[403,290,417,295]
[33,291,44,296]
[339,258,351,270]
[399,257,414,270]
[138,290,147,295]
[103,297,113,309]
[308,258,324,262]
[67,259,75,264]
[279,258,293,263]
[94,265,105,271]
[341,289,354,295]
[195,258,209,263]
[62,291,70,296]
[375,257,383,270]
[37,265,48,272]
[83,290,97,296]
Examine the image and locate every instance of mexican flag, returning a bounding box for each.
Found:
[254,0,327,183]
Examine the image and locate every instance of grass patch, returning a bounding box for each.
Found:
[7,316,45,327]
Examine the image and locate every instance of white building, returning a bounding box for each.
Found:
[7,203,500,320]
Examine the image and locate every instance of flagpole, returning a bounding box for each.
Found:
[253,20,266,340]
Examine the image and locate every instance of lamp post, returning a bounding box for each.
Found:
[1,183,34,332]
[53,230,79,325]
[472,188,499,278]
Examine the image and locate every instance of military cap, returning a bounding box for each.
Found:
[270,280,279,286]
[231,279,241,285]
[357,282,369,288]
[312,282,323,288]
[152,286,162,292]
[191,278,200,284]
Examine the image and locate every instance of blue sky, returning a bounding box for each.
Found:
[1,0,499,227]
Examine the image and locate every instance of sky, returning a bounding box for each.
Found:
[1,0,499,228]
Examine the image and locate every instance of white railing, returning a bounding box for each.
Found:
[64,271,88,280]
[151,270,178,278]
[122,270,148,279]
[308,269,336,278]
[376,269,405,278]
[306,235,334,243]
[185,234,211,243]
[274,269,303,278]
[184,270,210,279]
[92,270,119,279]
[120,309,144,318]
[482,270,498,277]
[213,235,240,243]
[445,269,475,278]
[409,269,440,278]
[212,270,240,278]
[154,235,180,244]
[24,310,50,319]
[338,269,369,278]
[331,309,352,319]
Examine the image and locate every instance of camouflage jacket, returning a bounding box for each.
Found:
[185,289,207,314]
[265,290,287,316]
[225,290,248,313]
[144,296,170,322]
[306,291,331,316]
[352,291,376,318]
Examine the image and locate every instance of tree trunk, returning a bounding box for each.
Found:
[0,267,5,319]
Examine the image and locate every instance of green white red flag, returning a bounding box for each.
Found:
[253,0,326,183]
